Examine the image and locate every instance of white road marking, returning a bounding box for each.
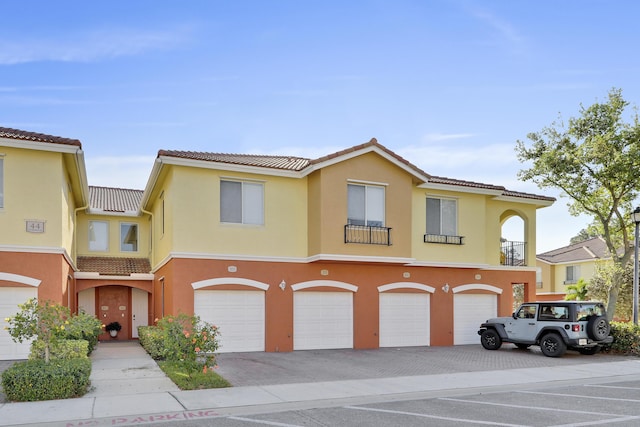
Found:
[344,405,529,426]
[439,397,620,416]
[227,416,304,427]
[550,416,640,427]
[586,384,640,391]
[518,390,640,403]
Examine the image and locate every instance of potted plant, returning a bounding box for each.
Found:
[105,321,122,337]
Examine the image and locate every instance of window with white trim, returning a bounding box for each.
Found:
[347,183,385,227]
[89,221,109,252]
[426,197,457,235]
[220,180,264,225]
[565,265,580,284]
[120,222,139,252]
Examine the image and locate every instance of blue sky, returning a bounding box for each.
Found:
[2,0,639,253]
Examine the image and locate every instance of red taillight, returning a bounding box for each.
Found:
[572,324,580,332]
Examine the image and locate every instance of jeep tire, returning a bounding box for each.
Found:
[540,332,566,357]
[480,329,502,350]
[587,316,610,341]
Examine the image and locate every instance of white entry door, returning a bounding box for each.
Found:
[293,292,353,350]
[131,288,148,339]
[0,287,37,360]
[454,294,497,345]
[379,293,430,347]
[194,290,265,353]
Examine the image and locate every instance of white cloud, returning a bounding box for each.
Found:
[0,26,192,65]
[84,155,155,190]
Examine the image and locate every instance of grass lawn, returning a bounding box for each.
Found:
[158,360,231,390]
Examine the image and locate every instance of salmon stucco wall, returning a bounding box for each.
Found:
[156,257,535,351]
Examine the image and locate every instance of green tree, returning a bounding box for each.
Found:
[4,299,70,363]
[570,227,600,245]
[588,262,634,320]
[516,88,640,319]
[564,278,589,301]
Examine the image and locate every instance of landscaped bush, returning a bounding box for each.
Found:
[59,311,103,355]
[138,325,165,359]
[156,313,221,367]
[1,358,91,401]
[29,339,89,360]
[608,321,640,355]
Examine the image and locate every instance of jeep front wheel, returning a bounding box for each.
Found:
[480,329,502,350]
[540,333,566,357]
[587,316,610,341]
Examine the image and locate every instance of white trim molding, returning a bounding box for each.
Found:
[291,280,358,292]
[452,284,503,294]
[74,272,154,281]
[191,277,270,291]
[378,282,435,293]
[0,272,41,287]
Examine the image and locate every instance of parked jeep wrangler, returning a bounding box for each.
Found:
[478,301,613,357]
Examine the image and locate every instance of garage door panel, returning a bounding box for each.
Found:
[294,292,353,350]
[454,294,497,345]
[379,293,430,347]
[0,287,37,360]
[194,290,265,353]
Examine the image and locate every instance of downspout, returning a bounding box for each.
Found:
[140,208,154,267]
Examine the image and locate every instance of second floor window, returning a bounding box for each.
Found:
[347,183,385,227]
[120,223,138,252]
[565,265,580,284]
[89,221,108,252]
[220,180,264,225]
[426,197,457,236]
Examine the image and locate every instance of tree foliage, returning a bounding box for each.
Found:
[588,262,633,320]
[564,278,589,301]
[516,88,640,318]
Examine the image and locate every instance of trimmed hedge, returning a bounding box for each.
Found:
[29,339,89,360]
[609,322,640,355]
[138,325,164,359]
[1,358,92,401]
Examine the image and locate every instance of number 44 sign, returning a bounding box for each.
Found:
[25,220,45,233]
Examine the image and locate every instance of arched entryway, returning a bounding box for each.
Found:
[78,284,150,340]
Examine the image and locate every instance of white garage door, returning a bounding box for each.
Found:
[0,287,37,360]
[194,290,265,353]
[379,293,430,347]
[294,292,353,350]
[454,294,497,345]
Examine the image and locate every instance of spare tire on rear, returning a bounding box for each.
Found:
[587,316,610,341]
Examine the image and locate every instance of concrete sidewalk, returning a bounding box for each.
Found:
[1,342,640,426]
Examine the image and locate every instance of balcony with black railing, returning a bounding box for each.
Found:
[424,234,464,245]
[501,240,527,266]
[344,224,392,245]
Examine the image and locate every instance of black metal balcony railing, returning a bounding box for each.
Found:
[424,234,464,245]
[501,240,527,266]
[344,224,392,245]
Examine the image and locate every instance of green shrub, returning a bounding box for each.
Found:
[1,358,91,401]
[60,311,103,355]
[156,314,220,366]
[29,339,89,360]
[138,325,164,359]
[158,359,230,390]
[609,321,640,355]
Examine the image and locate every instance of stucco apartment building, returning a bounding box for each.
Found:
[536,237,611,301]
[0,127,555,360]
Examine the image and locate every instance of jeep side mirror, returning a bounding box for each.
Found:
[512,312,517,319]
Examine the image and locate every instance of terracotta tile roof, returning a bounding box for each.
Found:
[537,237,610,263]
[156,138,554,203]
[0,126,81,147]
[77,256,151,275]
[158,150,310,171]
[89,186,143,213]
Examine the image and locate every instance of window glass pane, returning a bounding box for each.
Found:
[220,180,242,223]
[347,184,365,225]
[0,158,3,208]
[366,186,384,227]
[89,221,108,251]
[426,198,440,234]
[441,199,457,235]
[121,223,138,252]
[243,182,264,225]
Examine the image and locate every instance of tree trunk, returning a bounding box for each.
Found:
[606,268,624,320]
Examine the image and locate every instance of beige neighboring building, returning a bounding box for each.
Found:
[536,237,611,301]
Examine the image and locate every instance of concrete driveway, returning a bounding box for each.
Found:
[215,344,628,387]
